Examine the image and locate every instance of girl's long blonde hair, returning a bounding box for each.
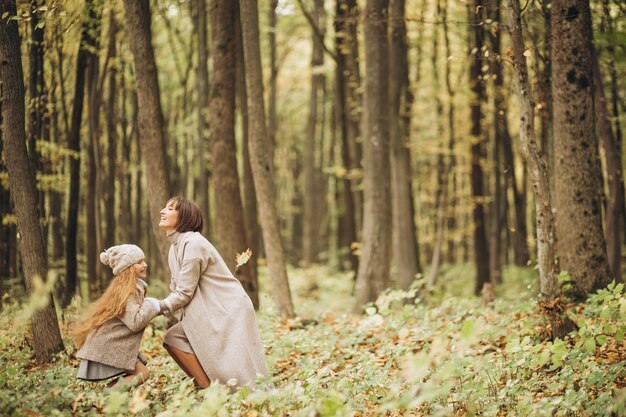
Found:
[71,267,142,349]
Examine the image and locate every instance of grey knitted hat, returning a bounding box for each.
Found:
[99,244,145,275]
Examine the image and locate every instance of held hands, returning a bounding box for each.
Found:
[144,297,160,313]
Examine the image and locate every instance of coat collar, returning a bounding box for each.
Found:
[167,231,181,246]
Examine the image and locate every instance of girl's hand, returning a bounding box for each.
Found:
[144,297,160,312]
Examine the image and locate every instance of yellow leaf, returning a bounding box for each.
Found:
[235,249,253,269]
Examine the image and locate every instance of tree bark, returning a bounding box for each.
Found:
[302,0,325,266]
[195,0,211,236]
[122,0,172,271]
[268,0,278,165]
[593,49,623,281]
[469,0,491,295]
[389,0,420,291]
[335,0,359,273]
[235,1,259,308]
[240,0,294,317]
[104,11,118,252]
[506,0,577,339]
[353,0,392,311]
[551,0,612,297]
[86,2,103,297]
[209,0,256,301]
[64,0,100,306]
[0,0,64,362]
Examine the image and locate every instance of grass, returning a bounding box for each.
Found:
[0,263,624,416]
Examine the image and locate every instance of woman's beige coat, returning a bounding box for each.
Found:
[162,231,268,387]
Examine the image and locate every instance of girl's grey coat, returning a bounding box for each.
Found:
[76,283,159,370]
[162,231,268,387]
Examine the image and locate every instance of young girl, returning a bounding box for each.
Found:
[72,244,160,388]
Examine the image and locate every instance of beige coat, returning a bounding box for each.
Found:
[76,282,159,370]
[162,231,268,387]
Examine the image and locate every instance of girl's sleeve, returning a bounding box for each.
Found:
[161,241,212,313]
[120,296,160,333]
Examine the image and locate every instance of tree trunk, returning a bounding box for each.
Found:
[235,1,259,308]
[209,0,256,301]
[240,0,294,317]
[551,0,612,297]
[195,0,211,236]
[28,0,46,241]
[593,50,623,281]
[429,0,455,288]
[104,11,118,251]
[506,0,577,339]
[0,0,64,362]
[122,0,172,271]
[389,0,419,291]
[64,0,100,306]
[86,5,102,297]
[268,0,278,164]
[302,0,325,266]
[469,0,491,295]
[335,0,359,273]
[353,0,392,311]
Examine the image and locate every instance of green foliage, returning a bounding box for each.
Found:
[0,265,624,416]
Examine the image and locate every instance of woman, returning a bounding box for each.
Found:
[157,196,268,389]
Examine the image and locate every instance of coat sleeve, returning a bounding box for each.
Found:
[120,296,160,333]
[162,239,213,313]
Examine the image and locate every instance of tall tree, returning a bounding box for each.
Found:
[0,0,64,362]
[194,0,211,236]
[86,0,103,297]
[552,0,612,297]
[268,0,278,163]
[209,0,256,299]
[506,0,576,338]
[334,0,359,273]
[64,0,100,306]
[353,0,392,310]
[122,0,172,269]
[389,0,419,290]
[468,0,491,295]
[302,0,325,266]
[593,51,623,281]
[104,11,118,251]
[235,0,260,308]
[240,0,294,317]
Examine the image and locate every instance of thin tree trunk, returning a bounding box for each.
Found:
[104,11,118,252]
[469,0,491,295]
[209,0,256,302]
[64,0,100,306]
[335,0,359,273]
[0,0,64,362]
[194,0,211,237]
[506,0,577,339]
[86,5,102,297]
[122,0,172,271]
[354,0,392,311]
[302,0,325,266]
[28,0,46,241]
[268,0,278,164]
[389,0,419,291]
[593,50,623,281]
[240,0,294,317]
[551,0,613,297]
[235,2,259,308]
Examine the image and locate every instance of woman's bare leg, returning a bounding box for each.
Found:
[108,361,150,389]
[163,343,210,388]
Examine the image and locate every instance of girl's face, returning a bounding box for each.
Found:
[159,200,179,233]
[132,259,148,279]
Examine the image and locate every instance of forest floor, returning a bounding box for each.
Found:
[0,263,625,416]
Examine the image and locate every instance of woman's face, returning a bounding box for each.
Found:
[132,259,148,279]
[159,200,179,233]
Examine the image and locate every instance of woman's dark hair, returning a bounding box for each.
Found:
[169,197,204,233]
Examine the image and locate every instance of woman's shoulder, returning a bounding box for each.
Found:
[181,232,212,256]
